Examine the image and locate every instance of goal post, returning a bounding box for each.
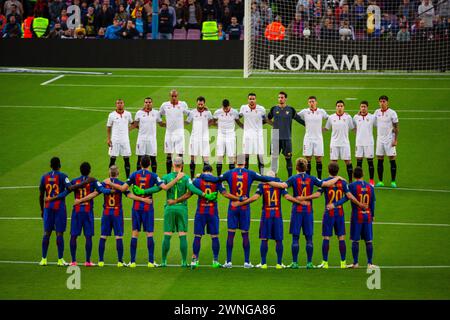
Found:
[243,0,450,77]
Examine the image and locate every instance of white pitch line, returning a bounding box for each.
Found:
[0,216,448,227]
[46,83,450,90]
[40,75,65,86]
[0,260,449,269]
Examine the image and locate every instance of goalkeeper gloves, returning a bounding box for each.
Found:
[204,192,218,201]
[132,185,145,195]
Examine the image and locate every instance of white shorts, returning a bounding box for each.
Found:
[376,140,397,157]
[109,141,131,157]
[243,134,264,155]
[303,139,324,157]
[164,133,185,154]
[330,145,351,161]
[216,133,236,157]
[355,145,374,159]
[189,138,210,157]
[136,139,157,156]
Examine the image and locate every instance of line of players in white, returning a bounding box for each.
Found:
[106,90,399,187]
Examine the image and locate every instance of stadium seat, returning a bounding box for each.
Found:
[187,29,201,40]
[173,29,187,40]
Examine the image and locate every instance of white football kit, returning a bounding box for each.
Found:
[374,108,399,157]
[325,113,354,160]
[134,109,162,156]
[353,113,375,158]
[160,101,189,154]
[187,109,213,157]
[214,108,239,157]
[107,110,133,157]
[240,104,266,155]
[298,108,328,157]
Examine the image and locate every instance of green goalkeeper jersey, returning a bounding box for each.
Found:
[157,172,204,207]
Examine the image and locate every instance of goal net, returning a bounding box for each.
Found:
[243,0,450,77]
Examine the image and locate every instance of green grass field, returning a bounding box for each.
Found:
[0,68,449,299]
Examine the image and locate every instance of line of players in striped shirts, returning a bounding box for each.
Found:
[38,89,399,269]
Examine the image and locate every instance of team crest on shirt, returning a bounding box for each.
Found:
[276,111,279,114]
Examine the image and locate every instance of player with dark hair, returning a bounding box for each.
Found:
[239,93,267,174]
[187,96,214,178]
[374,95,399,188]
[267,91,305,177]
[324,100,355,182]
[297,96,329,179]
[131,97,165,173]
[107,98,133,178]
[212,99,243,176]
[353,100,376,186]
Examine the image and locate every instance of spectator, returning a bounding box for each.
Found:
[352,0,366,32]
[6,4,21,23]
[104,17,121,39]
[159,2,174,39]
[97,26,106,38]
[438,0,450,19]
[202,0,217,22]
[2,14,22,38]
[162,0,176,28]
[398,0,416,25]
[221,5,232,31]
[264,15,285,40]
[49,0,65,23]
[175,0,185,29]
[396,23,411,41]
[0,8,7,36]
[74,25,86,38]
[296,4,310,21]
[83,6,97,37]
[287,12,304,39]
[339,19,353,40]
[233,0,244,24]
[4,0,23,17]
[96,3,114,29]
[183,0,202,30]
[303,21,312,38]
[411,18,428,40]
[134,8,148,38]
[260,0,273,29]
[80,1,89,17]
[34,0,50,20]
[48,22,65,38]
[338,3,350,24]
[226,15,242,40]
[418,0,434,29]
[116,3,129,25]
[119,19,138,38]
[320,17,337,40]
[217,22,225,40]
[434,15,448,40]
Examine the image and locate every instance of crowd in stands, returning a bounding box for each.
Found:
[0,0,449,40]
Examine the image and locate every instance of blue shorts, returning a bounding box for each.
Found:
[194,213,219,235]
[289,211,313,237]
[259,216,283,240]
[43,208,67,233]
[350,221,373,241]
[228,206,250,231]
[322,214,346,237]
[70,210,95,237]
[132,209,154,232]
[101,214,124,237]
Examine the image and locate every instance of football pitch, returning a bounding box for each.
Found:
[0,68,449,300]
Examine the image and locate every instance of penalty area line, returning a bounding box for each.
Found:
[40,75,65,86]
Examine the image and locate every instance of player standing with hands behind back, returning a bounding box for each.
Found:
[374,95,399,188]
[107,99,133,178]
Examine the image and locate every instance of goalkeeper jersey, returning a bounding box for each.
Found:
[161,173,203,207]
